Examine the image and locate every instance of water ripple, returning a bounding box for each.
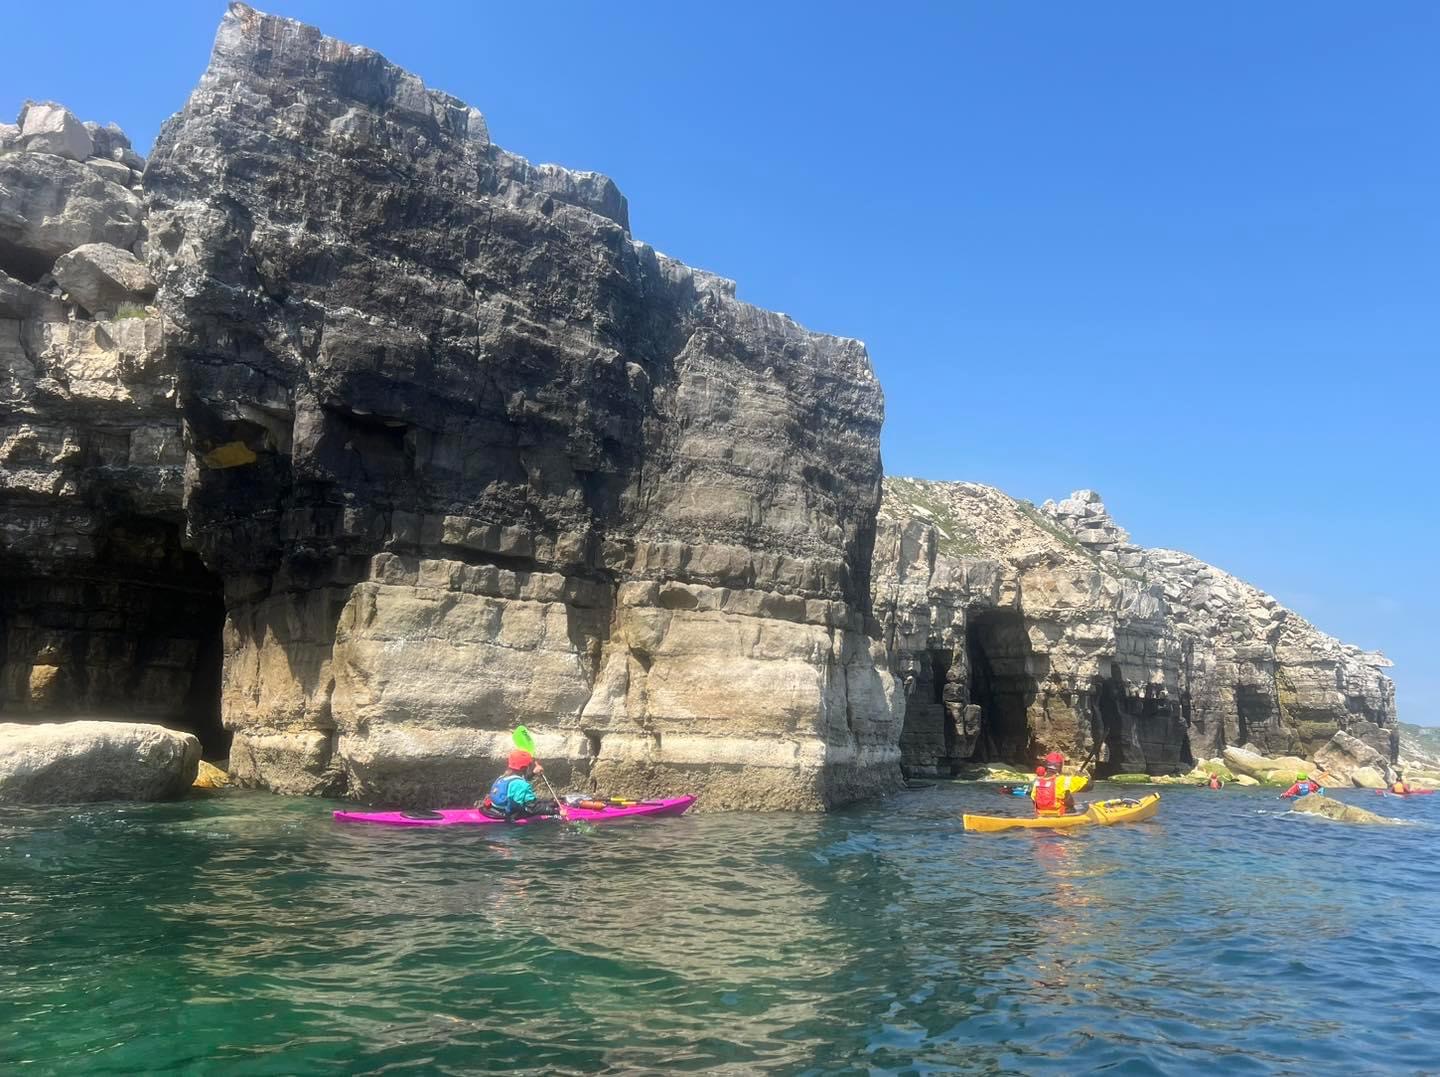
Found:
[2,785,1438,1073]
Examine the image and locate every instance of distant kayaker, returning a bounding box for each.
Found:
[479,750,560,820]
[1279,772,1323,799]
[1031,751,1089,817]
[1390,769,1413,795]
[1207,773,1223,790]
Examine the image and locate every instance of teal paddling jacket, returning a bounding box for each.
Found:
[487,772,538,813]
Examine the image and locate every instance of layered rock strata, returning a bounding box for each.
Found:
[132,4,899,807]
[874,478,1396,777]
[0,104,225,749]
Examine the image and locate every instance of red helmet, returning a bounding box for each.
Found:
[1035,766,1047,777]
[1044,751,1065,767]
[507,749,534,770]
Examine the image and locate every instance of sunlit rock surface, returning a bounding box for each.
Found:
[141,3,900,807]
[873,478,1396,777]
[0,720,200,802]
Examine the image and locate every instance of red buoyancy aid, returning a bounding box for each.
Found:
[1034,775,1060,813]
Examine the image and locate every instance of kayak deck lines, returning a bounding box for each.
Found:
[333,795,697,827]
[963,793,1162,833]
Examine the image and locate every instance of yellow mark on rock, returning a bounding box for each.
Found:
[202,441,258,468]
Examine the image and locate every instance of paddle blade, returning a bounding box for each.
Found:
[512,726,536,754]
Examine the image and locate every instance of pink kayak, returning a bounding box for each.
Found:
[333,795,696,827]
[1374,788,1435,797]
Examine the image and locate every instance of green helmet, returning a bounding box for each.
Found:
[1297,772,1309,781]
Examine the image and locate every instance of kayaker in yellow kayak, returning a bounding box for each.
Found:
[1030,751,1090,817]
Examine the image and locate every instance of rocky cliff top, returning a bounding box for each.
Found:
[884,476,1392,676]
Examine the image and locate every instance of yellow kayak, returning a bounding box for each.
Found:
[963,793,1161,834]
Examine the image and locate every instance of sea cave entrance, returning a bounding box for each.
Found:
[1091,663,1190,777]
[0,513,229,760]
[964,609,1034,764]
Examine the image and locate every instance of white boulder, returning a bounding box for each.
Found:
[19,103,93,161]
[0,721,200,803]
[51,242,155,315]
[1314,729,1390,786]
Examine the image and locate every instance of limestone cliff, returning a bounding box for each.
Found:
[133,4,899,807]
[3,5,1401,809]
[873,478,1396,776]
[0,105,225,749]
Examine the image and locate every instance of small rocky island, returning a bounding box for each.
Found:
[0,4,1403,806]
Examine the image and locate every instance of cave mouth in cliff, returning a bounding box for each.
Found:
[0,236,56,283]
[965,610,1034,764]
[1091,664,1191,778]
[0,516,230,760]
[182,583,228,761]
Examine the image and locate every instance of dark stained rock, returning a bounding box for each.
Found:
[0,109,224,755]
[142,3,900,807]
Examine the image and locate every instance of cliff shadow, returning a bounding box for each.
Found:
[1092,662,1190,777]
[965,609,1035,764]
[0,514,229,759]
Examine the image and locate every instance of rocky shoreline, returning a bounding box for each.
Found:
[874,479,1397,782]
[0,5,1407,808]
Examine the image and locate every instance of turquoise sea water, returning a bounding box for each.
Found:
[3,782,1438,1075]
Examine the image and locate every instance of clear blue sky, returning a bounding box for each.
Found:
[5,2,1436,724]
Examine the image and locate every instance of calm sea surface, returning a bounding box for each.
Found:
[3,782,1438,1075]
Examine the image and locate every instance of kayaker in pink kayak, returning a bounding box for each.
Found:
[479,750,560,820]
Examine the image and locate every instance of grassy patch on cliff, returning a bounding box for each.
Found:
[889,480,983,558]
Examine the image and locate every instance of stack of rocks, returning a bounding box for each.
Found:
[1041,491,1133,556]
[0,103,223,741]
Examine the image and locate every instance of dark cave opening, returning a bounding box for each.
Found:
[0,515,230,760]
[965,610,1034,764]
[1094,670,1127,779]
[169,572,228,761]
[930,647,958,760]
[1091,662,1191,777]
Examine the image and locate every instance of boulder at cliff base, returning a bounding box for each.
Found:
[0,721,200,803]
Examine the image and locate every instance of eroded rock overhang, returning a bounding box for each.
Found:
[138,3,902,807]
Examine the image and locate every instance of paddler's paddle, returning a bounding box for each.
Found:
[512,725,568,819]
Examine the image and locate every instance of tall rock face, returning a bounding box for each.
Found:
[0,105,225,750]
[873,478,1396,776]
[142,4,899,807]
